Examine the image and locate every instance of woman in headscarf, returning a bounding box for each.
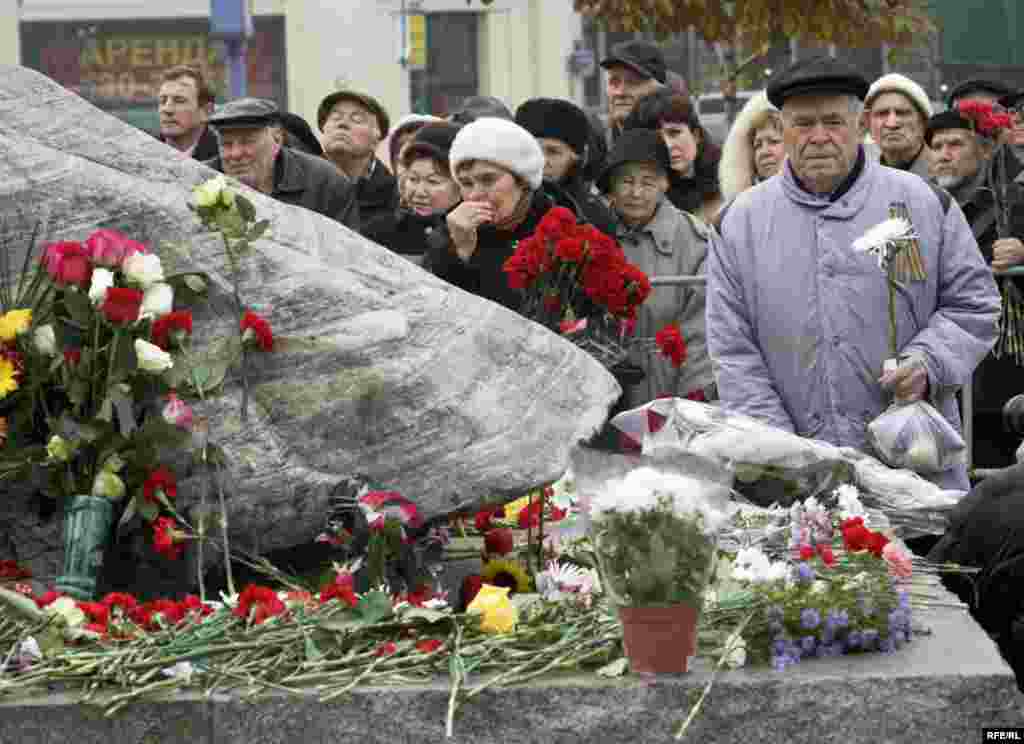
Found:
[718,92,785,203]
[424,117,552,312]
[597,128,714,406]
[515,97,618,236]
[362,123,461,265]
[622,90,722,222]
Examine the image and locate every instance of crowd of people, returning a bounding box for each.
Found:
[153,42,1024,478]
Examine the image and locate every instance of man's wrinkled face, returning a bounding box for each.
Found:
[158,78,209,139]
[218,126,281,190]
[929,128,984,190]
[605,65,661,127]
[868,92,925,165]
[322,101,381,158]
[782,94,861,195]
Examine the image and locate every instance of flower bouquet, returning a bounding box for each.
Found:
[502,206,684,379]
[574,447,734,673]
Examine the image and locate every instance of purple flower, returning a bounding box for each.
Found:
[826,609,849,628]
[800,608,820,630]
[822,625,836,645]
[846,630,863,649]
[797,563,815,582]
[773,639,789,657]
[800,635,817,654]
[899,592,911,611]
[879,638,895,654]
[772,654,789,672]
[765,604,785,622]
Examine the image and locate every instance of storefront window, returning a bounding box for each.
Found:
[409,12,478,116]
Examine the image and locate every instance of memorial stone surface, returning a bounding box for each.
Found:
[0,65,620,593]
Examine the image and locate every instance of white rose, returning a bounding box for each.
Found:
[88,267,116,305]
[33,324,56,355]
[122,253,165,288]
[139,282,174,319]
[135,338,174,373]
[46,597,85,629]
[193,175,226,208]
[723,636,747,669]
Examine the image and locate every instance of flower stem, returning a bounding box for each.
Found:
[887,273,898,360]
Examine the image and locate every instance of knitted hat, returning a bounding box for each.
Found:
[449,117,545,190]
[515,98,591,156]
[865,73,933,121]
[401,122,462,171]
[596,129,671,194]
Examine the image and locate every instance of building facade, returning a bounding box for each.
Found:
[8,0,584,134]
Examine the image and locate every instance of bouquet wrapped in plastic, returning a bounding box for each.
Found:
[866,400,966,474]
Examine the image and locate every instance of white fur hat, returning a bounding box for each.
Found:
[865,73,933,121]
[449,117,545,190]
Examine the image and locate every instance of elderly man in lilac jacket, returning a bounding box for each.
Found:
[706,57,1001,490]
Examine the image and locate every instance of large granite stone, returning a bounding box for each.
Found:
[1,588,1021,742]
[0,65,619,588]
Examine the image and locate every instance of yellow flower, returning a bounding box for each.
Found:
[466,584,518,634]
[481,558,532,594]
[0,309,32,342]
[503,494,533,522]
[0,358,18,399]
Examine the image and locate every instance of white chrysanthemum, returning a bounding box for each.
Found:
[590,467,731,534]
[835,484,866,519]
[733,547,790,584]
[535,561,600,602]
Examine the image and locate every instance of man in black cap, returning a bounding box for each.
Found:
[927,109,1024,468]
[515,97,617,236]
[448,95,513,126]
[706,55,1001,491]
[318,90,398,230]
[599,40,667,147]
[206,97,359,230]
[947,79,1016,110]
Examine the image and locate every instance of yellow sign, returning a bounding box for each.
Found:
[406,14,427,70]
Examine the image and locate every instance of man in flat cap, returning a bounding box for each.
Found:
[864,73,933,179]
[599,40,667,148]
[206,98,359,230]
[947,79,1016,110]
[927,109,1024,468]
[318,90,398,230]
[706,56,1001,489]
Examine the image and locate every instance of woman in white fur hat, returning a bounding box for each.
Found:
[424,116,553,312]
[717,92,786,203]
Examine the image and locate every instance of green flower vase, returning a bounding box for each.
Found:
[55,495,114,600]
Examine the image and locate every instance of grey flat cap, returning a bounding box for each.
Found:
[209,98,280,129]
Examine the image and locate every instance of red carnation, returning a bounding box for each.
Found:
[153,516,185,560]
[416,639,443,654]
[143,466,177,505]
[484,528,514,556]
[542,292,561,314]
[147,599,186,627]
[375,641,398,657]
[84,228,147,268]
[100,592,138,611]
[234,584,286,625]
[41,241,92,288]
[798,544,815,561]
[537,206,577,241]
[99,287,144,325]
[555,236,586,264]
[181,594,214,617]
[151,310,193,350]
[474,509,496,532]
[63,348,82,367]
[817,544,837,567]
[77,601,110,627]
[240,310,273,351]
[655,324,687,367]
[685,388,707,402]
[35,590,63,609]
[320,573,359,607]
[866,530,890,558]
[0,560,31,580]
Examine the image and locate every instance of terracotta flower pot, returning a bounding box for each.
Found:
[618,603,699,674]
[55,494,114,600]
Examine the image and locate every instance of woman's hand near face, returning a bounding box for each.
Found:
[446,200,495,261]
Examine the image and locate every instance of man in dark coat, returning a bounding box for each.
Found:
[205,98,359,231]
[318,90,398,231]
[157,65,219,161]
[598,40,667,148]
[927,110,1024,467]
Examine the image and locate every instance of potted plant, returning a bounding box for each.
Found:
[580,450,733,673]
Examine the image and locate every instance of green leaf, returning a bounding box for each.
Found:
[117,498,137,535]
[355,590,393,625]
[596,658,629,678]
[97,395,114,423]
[304,634,324,662]
[190,365,211,390]
[112,333,137,380]
[235,194,256,223]
[136,496,159,523]
[63,292,93,326]
[400,607,449,624]
[247,219,270,242]
[317,615,361,634]
[165,272,210,305]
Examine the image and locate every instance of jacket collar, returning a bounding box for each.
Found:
[618,198,677,255]
[273,146,306,195]
[781,145,870,210]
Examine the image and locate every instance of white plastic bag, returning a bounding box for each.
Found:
[866,401,966,474]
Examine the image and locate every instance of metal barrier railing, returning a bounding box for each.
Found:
[651,266,1024,475]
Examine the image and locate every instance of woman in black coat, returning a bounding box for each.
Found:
[362,123,462,265]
